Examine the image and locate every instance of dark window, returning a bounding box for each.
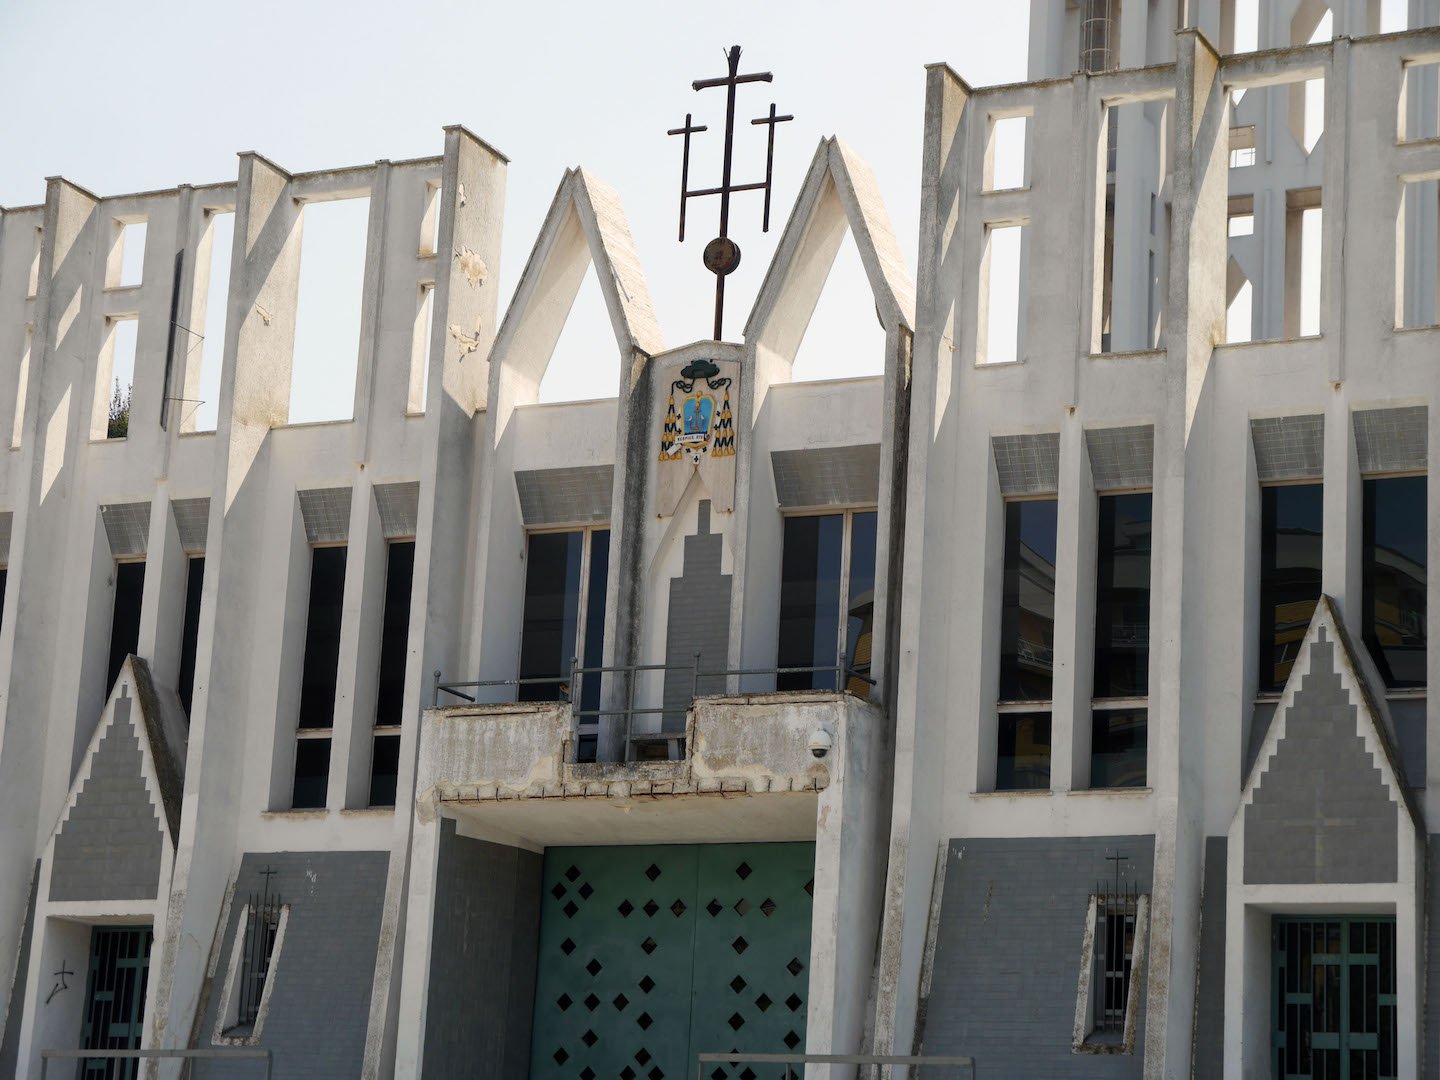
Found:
[845,511,878,693]
[577,530,610,762]
[374,541,415,726]
[369,540,414,807]
[291,737,330,809]
[518,531,584,702]
[298,546,347,728]
[1093,493,1152,697]
[177,556,204,718]
[107,560,146,692]
[1259,484,1323,693]
[776,512,874,693]
[777,514,844,691]
[368,733,401,808]
[0,566,8,636]
[1000,499,1058,701]
[996,712,1051,790]
[1363,476,1427,689]
[1091,708,1148,788]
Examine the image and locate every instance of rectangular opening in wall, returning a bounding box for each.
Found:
[980,223,1024,365]
[368,734,400,808]
[288,195,370,424]
[984,113,1030,192]
[298,545,347,729]
[1401,59,1440,143]
[177,555,204,718]
[370,539,415,806]
[1091,708,1147,788]
[100,318,138,440]
[1226,193,1255,343]
[777,511,876,694]
[1397,178,1440,329]
[1258,482,1323,693]
[107,559,146,692]
[1095,99,1172,353]
[1284,188,1322,338]
[13,325,30,448]
[408,283,435,414]
[0,566,8,636]
[1229,125,1256,169]
[1289,75,1326,156]
[1362,475,1427,689]
[419,182,443,255]
[1000,498,1057,702]
[996,711,1051,790]
[291,735,330,810]
[517,528,609,760]
[1091,490,1151,787]
[191,209,235,433]
[109,219,147,289]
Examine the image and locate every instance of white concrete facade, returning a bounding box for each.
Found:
[0,6,1437,1077]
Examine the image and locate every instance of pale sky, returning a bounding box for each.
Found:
[0,0,1032,410]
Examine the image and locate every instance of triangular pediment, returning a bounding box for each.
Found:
[487,168,663,434]
[1234,596,1418,886]
[47,657,186,902]
[745,137,915,366]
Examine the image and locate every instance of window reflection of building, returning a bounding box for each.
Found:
[999,498,1057,789]
[1363,476,1427,690]
[1259,484,1323,693]
[777,510,876,695]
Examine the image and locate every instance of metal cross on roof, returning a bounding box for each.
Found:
[668,45,793,341]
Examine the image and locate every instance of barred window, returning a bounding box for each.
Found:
[1073,886,1149,1054]
[214,879,288,1044]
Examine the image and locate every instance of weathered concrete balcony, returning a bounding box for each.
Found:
[414,690,881,846]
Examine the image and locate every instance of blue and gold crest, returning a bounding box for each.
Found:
[659,359,735,463]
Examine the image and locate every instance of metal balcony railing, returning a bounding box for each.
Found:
[432,657,874,760]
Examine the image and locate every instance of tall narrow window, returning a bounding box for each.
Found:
[107,560,146,692]
[776,510,877,693]
[1363,476,1427,689]
[177,556,205,718]
[293,545,346,808]
[0,565,8,636]
[1092,493,1152,788]
[370,540,415,807]
[1259,483,1323,693]
[192,209,235,433]
[289,196,370,424]
[997,498,1057,790]
[518,528,609,762]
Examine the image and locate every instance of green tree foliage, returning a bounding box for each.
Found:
[107,378,130,439]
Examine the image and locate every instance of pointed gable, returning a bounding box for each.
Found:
[745,137,916,363]
[1238,597,1415,886]
[47,657,185,902]
[486,168,662,436]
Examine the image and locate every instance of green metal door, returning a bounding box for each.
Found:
[530,842,815,1079]
[1272,917,1397,1080]
[78,925,153,1080]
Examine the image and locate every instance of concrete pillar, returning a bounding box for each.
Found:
[336,481,388,809]
[1052,416,1092,793]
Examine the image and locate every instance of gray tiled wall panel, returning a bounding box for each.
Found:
[1191,837,1228,1080]
[1354,406,1428,474]
[770,445,881,508]
[921,835,1155,1079]
[991,433,1061,496]
[101,501,152,558]
[374,481,421,538]
[0,511,13,562]
[49,699,162,902]
[1084,426,1154,491]
[1251,415,1324,482]
[663,501,731,731]
[514,466,614,527]
[171,497,210,553]
[421,819,542,1079]
[297,488,352,544]
[191,851,389,1080]
[1244,629,1398,884]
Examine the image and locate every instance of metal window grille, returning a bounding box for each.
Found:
[1081,0,1119,73]
[1094,884,1139,1033]
[235,886,283,1030]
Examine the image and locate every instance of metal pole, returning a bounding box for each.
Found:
[432,669,441,707]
